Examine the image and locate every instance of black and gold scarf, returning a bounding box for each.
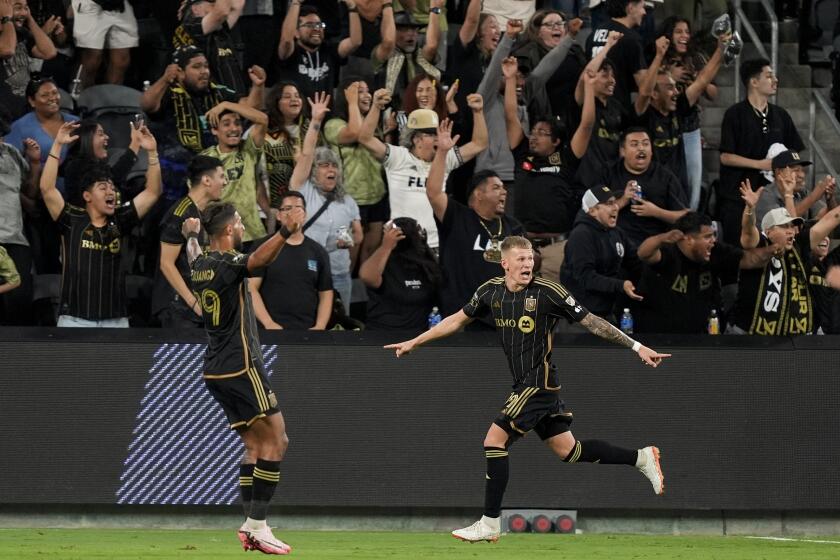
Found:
[748,247,813,335]
[170,84,226,154]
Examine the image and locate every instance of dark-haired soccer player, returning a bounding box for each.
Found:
[385,235,671,543]
[152,155,227,328]
[182,202,304,555]
[40,121,161,327]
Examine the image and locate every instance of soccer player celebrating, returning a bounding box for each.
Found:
[182,202,304,555]
[385,235,671,543]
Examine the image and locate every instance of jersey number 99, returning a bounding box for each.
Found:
[195,289,221,326]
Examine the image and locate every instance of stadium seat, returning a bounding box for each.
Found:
[57,87,74,114]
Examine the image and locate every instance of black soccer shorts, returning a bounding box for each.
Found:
[204,365,280,430]
[494,386,573,441]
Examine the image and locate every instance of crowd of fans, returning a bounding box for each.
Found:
[1,0,839,335]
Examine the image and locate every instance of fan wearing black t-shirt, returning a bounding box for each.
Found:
[277,3,362,102]
[585,0,648,109]
[717,58,804,245]
[634,212,776,334]
[503,58,597,282]
[152,155,226,329]
[249,192,334,331]
[425,119,523,321]
[40,121,161,327]
[385,235,671,544]
[633,34,726,195]
[602,127,688,248]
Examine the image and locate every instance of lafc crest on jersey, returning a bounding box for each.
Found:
[525,297,537,312]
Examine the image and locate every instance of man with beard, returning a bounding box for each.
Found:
[385,235,671,544]
[754,150,836,225]
[39,121,161,327]
[175,0,248,97]
[633,33,726,195]
[277,2,362,102]
[152,155,226,329]
[601,127,688,248]
[373,8,441,110]
[141,45,265,203]
[426,118,524,323]
[0,0,57,118]
[633,211,776,334]
[729,182,840,335]
[560,185,641,324]
[201,99,270,243]
[182,201,304,554]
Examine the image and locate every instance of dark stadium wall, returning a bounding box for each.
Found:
[1,330,839,510]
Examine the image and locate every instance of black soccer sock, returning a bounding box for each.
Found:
[563,440,637,465]
[483,447,509,518]
[249,459,281,521]
[239,463,255,516]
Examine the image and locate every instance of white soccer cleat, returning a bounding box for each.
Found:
[452,516,501,543]
[637,446,665,495]
[240,525,292,555]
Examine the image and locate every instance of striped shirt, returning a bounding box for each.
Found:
[57,202,139,320]
[463,277,589,390]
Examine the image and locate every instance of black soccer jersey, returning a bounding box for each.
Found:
[57,202,139,320]
[190,250,263,376]
[463,277,589,390]
[151,196,209,316]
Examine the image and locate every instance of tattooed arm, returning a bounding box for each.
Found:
[579,313,672,367]
[182,218,204,266]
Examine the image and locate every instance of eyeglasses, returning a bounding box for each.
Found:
[279,205,305,212]
[299,22,326,30]
[540,21,565,29]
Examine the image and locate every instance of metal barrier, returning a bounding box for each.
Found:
[809,89,840,186]
[733,0,778,100]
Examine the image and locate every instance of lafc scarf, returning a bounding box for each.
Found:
[384,49,440,96]
[748,246,813,335]
[170,84,226,154]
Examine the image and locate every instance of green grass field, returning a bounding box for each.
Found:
[3,529,840,560]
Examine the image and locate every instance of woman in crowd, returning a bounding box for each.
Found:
[6,77,79,185]
[513,9,586,122]
[262,81,315,208]
[325,78,388,264]
[659,16,719,211]
[392,73,460,138]
[446,0,500,113]
[61,120,144,205]
[359,217,440,331]
[290,92,363,314]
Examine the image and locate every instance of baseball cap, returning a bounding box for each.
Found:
[173,45,204,68]
[394,11,423,28]
[582,185,621,212]
[771,150,812,170]
[761,207,804,231]
[406,109,439,134]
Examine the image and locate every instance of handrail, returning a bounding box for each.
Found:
[808,90,840,186]
[733,0,778,100]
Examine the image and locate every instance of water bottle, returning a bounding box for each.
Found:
[427,306,442,329]
[630,181,643,205]
[69,66,83,100]
[620,308,634,334]
[708,309,720,335]
[336,225,354,247]
[142,80,151,92]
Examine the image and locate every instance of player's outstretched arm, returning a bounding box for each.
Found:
[385,310,473,357]
[579,312,671,368]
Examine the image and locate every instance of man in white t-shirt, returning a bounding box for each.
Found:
[358,89,488,250]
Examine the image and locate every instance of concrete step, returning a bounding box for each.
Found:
[741,42,801,65]
[714,63,811,87]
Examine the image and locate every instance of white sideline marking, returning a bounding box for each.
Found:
[745,536,840,545]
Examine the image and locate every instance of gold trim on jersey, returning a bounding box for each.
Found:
[239,286,251,366]
[247,367,270,411]
[229,412,268,430]
[543,330,561,391]
[504,387,539,418]
[203,369,247,379]
[509,421,527,434]
[173,197,194,217]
